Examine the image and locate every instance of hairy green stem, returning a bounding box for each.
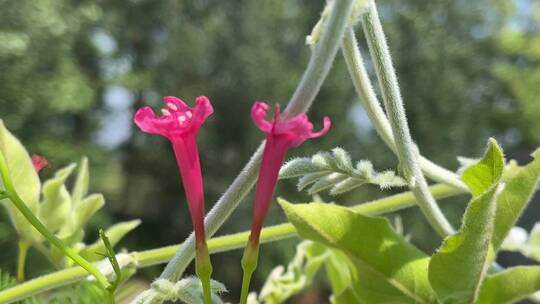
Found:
[341,28,468,192]
[0,152,111,290]
[0,184,463,303]
[360,1,455,236]
[146,1,358,301]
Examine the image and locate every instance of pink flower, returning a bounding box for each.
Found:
[31,154,48,173]
[134,96,213,246]
[249,102,331,243]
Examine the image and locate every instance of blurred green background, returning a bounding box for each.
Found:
[1,0,539,302]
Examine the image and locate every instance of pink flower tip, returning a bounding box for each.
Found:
[251,101,331,147]
[134,96,213,140]
[31,154,48,172]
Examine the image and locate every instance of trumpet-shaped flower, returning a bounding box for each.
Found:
[249,102,331,242]
[134,96,213,246]
[240,102,331,303]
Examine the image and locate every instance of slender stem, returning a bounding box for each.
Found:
[341,28,468,192]
[0,184,463,304]
[359,1,455,236]
[239,241,259,304]
[156,0,357,290]
[195,243,213,304]
[17,240,30,282]
[0,151,111,290]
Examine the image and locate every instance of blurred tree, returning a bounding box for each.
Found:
[1,0,539,301]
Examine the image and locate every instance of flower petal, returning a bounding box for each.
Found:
[134,107,163,135]
[251,102,273,133]
[309,116,331,138]
[163,96,190,112]
[192,96,214,127]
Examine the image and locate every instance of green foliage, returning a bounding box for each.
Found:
[279,199,436,303]
[477,266,540,304]
[428,139,504,304]
[0,123,140,273]
[279,147,406,195]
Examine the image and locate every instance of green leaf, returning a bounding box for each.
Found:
[279,199,436,304]
[428,139,504,304]
[331,147,353,172]
[80,219,141,261]
[72,157,89,206]
[0,120,41,241]
[477,266,540,304]
[307,173,347,194]
[74,194,105,232]
[284,148,405,195]
[279,158,320,179]
[461,138,504,197]
[492,147,540,250]
[38,164,76,232]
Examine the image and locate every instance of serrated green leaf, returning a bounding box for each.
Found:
[80,219,141,261]
[279,200,436,304]
[476,266,540,304]
[279,158,320,179]
[329,177,365,195]
[297,172,328,191]
[38,164,76,232]
[0,120,41,241]
[492,147,540,250]
[307,173,347,194]
[332,148,353,172]
[72,157,89,206]
[429,139,504,304]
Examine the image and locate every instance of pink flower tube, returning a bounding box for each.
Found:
[249,102,330,243]
[240,101,330,304]
[134,96,213,246]
[134,96,215,303]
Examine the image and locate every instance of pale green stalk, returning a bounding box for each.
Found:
[0,184,463,303]
[341,28,468,192]
[359,0,455,236]
[16,240,30,282]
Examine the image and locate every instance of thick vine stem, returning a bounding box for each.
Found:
[341,28,468,192]
[359,0,455,236]
[130,1,360,303]
[0,184,462,304]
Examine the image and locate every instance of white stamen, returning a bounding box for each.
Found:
[178,115,187,124]
[186,111,192,118]
[167,103,178,111]
[161,109,172,116]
